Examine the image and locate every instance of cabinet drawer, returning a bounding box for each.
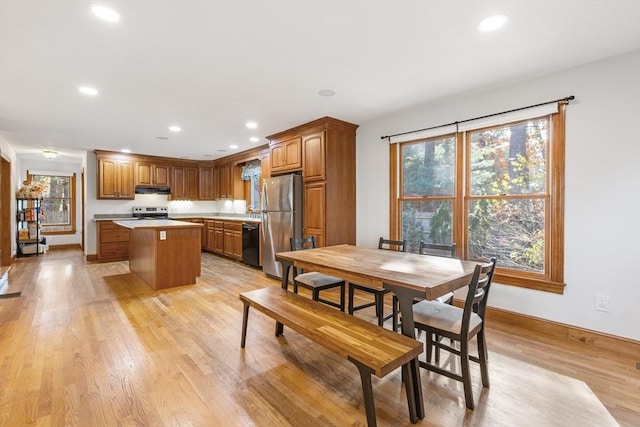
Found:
[213,221,224,228]
[223,221,242,231]
[101,229,130,243]
[100,242,129,258]
[99,221,128,231]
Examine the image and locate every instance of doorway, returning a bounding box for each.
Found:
[1,156,12,266]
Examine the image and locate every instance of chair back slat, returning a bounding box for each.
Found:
[378,237,407,252]
[418,242,457,258]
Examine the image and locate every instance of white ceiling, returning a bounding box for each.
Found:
[1,1,639,162]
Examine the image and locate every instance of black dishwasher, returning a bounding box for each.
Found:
[242,222,260,268]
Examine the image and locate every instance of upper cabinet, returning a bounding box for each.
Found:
[269,136,302,173]
[171,165,198,200]
[198,165,215,200]
[266,117,359,247]
[135,160,171,187]
[96,152,135,199]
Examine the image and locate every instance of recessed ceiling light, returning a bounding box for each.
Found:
[202,154,213,157]
[78,86,98,96]
[318,89,335,97]
[245,122,258,129]
[121,149,131,153]
[230,145,239,149]
[249,137,259,143]
[478,14,508,32]
[91,5,120,23]
[156,136,169,140]
[169,125,181,132]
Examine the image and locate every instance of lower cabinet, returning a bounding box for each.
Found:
[97,221,130,262]
[205,219,242,261]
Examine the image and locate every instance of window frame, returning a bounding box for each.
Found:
[27,171,76,236]
[390,103,566,294]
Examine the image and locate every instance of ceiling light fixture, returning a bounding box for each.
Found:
[121,149,131,153]
[78,86,98,96]
[169,125,181,132]
[478,14,509,32]
[42,150,58,159]
[91,5,120,23]
[245,122,257,129]
[318,89,335,97]
[230,145,239,149]
[249,137,259,143]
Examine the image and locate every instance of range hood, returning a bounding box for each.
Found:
[134,185,171,195]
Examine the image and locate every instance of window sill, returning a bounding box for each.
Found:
[493,272,565,294]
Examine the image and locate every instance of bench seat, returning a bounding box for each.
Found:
[240,286,423,426]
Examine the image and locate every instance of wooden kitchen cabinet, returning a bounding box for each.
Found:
[198,165,215,200]
[134,161,171,187]
[97,221,130,262]
[303,182,326,248]
[172,165,198,200]
[269,136,302,173]
[97,155,135,199]
[223,221,243,260]
[302,132,326,182]
[267,117,358,247]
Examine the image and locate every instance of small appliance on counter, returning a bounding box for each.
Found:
[132,206,169,219]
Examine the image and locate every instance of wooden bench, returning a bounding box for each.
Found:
[240,287,423,427]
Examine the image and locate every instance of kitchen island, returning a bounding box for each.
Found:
[114,219,203,290]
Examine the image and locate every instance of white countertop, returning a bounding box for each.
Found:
[114,219,204,229]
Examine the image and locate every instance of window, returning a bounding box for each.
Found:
[27,171,76,235]
[390,103,566,293]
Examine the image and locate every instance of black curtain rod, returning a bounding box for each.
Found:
[380,95,575,140]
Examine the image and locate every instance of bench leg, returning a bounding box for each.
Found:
[349,357,377,427]
[241,301,250,348]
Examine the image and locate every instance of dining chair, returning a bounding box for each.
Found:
[392,242,458,332]
[412,257,497,410]
[289,237,346,311]
[348,237,406,326]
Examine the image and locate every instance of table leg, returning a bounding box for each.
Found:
[383,283,425,421]
[274,258,292,336]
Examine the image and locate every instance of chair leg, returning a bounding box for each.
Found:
[348,284,355,315]
[339,283,345,312]
[477,329,490,388]
[425,330,433,363]
[293,281,299,294]
[460,339,475,410]
[375,293,384,326]
[312,288,320,302]
[392,295,399,331]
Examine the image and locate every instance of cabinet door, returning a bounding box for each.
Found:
[99,157,134,199]
[304,182,325,247]
[135,161,153,186]
[206,224,216,252]
[270,137,301,173]
[303,132,326,181]
[117,160,135,199]
[221,164,232,198]
[185,167,199,200]
[214,227,225,254]
[154,163,171,187]
[199,166,215,200]
[231,230,243,259]
[172,166,185,199]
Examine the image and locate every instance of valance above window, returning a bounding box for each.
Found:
[241,160,262,181]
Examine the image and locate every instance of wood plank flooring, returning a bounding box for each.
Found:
[1,248,638,426]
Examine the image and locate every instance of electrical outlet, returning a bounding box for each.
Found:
[159,230,166,241]
[595,294,610,312]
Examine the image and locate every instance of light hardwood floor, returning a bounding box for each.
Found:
[1,249,638,426]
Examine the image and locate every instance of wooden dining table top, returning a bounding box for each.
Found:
[275,244,479,301]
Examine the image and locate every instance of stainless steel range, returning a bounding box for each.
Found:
[132,206,169,219]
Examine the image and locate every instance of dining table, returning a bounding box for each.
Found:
[275,244,480,423]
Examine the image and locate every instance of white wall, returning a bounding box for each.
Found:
[356,50,640,341]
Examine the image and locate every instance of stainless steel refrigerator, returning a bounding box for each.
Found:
[261,174,303,279]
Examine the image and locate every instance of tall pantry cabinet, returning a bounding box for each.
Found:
[266,117,358,247]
